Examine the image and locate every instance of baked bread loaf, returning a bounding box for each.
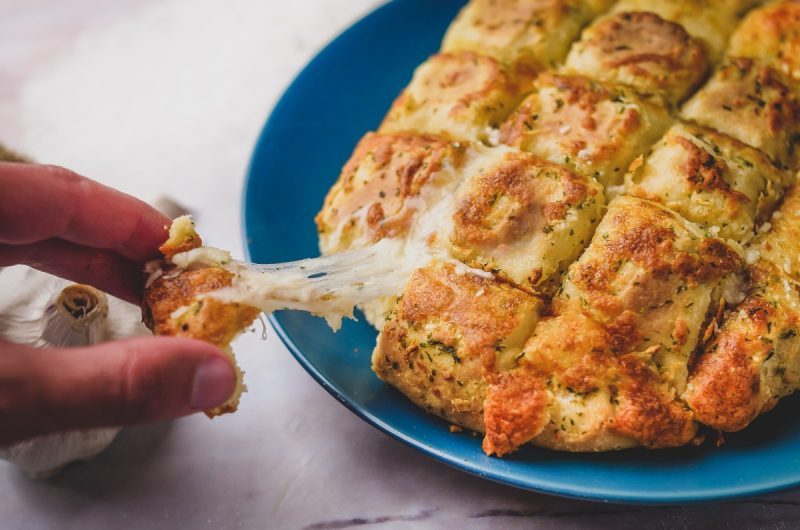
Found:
[144,0,800,456]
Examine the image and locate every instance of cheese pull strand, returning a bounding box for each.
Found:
[167,238,490,330]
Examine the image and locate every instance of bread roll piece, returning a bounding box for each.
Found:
[316,132,468,256]
[685,259,800,432]
[447,147,604,293]
[685,181,800,431]
[564,11,708,105]
[142,217,260,417]
[380,52,535,144]
[611,0,741,60]
[500,73,672,186]
[681,58,800,169]
[728,0,800,82]
[626,122,791,243]
[442,0,595,71]
[372,261,542,432]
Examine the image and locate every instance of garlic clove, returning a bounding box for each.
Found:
[0,428,121,479]
[0,266,149,478]
[40,284,108,348]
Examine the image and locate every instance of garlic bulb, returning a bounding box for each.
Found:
[0,266,149,478]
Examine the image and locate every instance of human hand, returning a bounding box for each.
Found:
[0,162,236,446]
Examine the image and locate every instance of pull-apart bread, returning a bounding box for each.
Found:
[143,0,800,455]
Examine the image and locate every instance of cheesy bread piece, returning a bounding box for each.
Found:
[372,261,542,432]
[754,181,800,278]
[681,58,800,169]
[626,122,791,243]
[441,0,595,71]
[316,132,470,326]
[610,0,741,60]
[559,196,742,394]
[380,52,535,144]
[446,147,604,293]
[499,73,672,186]
[142,217,260,417]
[686,182,800,431]
[482,196,742,455]
[315,132,468,255]
[564,12,709,105]
[685,259,800,432]
[728,0,800,82]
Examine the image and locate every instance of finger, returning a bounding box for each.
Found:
[0,239,143,304]
[0,162,171,261]
[0,337,236,446]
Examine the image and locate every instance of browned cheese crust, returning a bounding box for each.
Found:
[372,262,541,432]
[610,0,743,60]
[565,11,709,105]
[143,267,260,354]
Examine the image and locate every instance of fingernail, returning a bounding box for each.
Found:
[190,357,235,409]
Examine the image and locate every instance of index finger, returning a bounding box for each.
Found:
[0,162,170,261]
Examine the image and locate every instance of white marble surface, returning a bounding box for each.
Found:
[2,1,800,528]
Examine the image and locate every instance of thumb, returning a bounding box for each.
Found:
[1,337,236,445]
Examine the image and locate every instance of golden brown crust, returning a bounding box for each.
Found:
[380,51,535,143]
[484,309,696,455]
[625,123,791,244]
[499,73,671,186]
[315,132,466,254]
[681,58,800,168]
[561,196,741,394]
[454,155,588,246]
[142,266,260,417]
[449,149,603,292]
[729,0,800,82]
[686,260,800,431]
[685,303,766,432]
[611,0,741,60]
[441,0,593,70]
[610,361,696,448]
[565,11,708,104]
[143,268,258,348]
[755,183,800,281]
[479,196,744,454]
[372,262,541,432]
[482,369,549,456]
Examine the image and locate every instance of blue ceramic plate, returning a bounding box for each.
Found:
[243,0,800,503]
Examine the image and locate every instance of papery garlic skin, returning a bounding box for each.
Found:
[0,430,121,480]
[0,266,149,478]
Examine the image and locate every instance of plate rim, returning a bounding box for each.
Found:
[241,0,800,504]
